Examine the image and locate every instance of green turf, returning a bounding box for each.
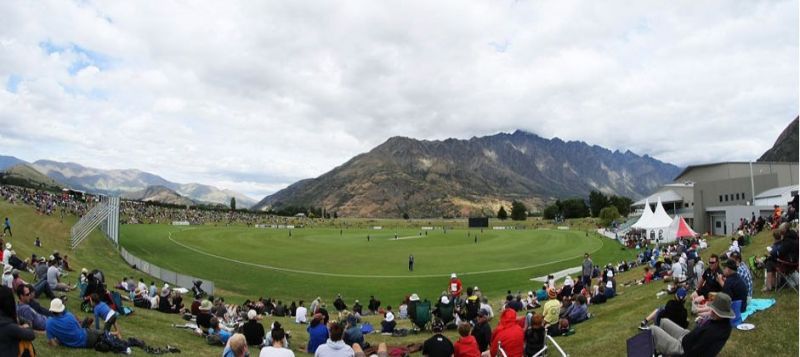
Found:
[118,224,633,303]
[1,199,795,356]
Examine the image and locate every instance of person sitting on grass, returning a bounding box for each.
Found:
[307,314,329,354]
[691,254,723,302]
[242,309,265,346]
[640,287,688,330]
[209,317,232,345]
[89,293,120,337]
[490,308,524,357]
[524,313,545,357]
[260,326,295,357]
[562,294,589,324]
[0,285,35,357]
[728,252,753,300]
[45,298,101,349]
[720,259,748,313]
[380,305,396,333]
[15,284,48,331]
[296,300,308,324]
[315,322,355,357]
[454,322,480,357]
[423,318,454,357]
[196,300,214,332]
[343,315,363,347]
[646,292,734,356]
[223,333,249,357]
[542,288,561,326]
[642,266,654,284]
[46,259,72,292]
[471,309,492,354]
[266,322,291,349]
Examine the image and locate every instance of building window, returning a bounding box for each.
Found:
[684,203,689,208]
[742,192,746,200]
[736,193,740,200]
[725,194,729,202]
[720,195,723,202]
[715,221,722,228]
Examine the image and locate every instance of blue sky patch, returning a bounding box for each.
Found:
[39,40,114,75]
[5,74,21,93]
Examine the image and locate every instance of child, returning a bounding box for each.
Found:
[454,322,480,357]
[90,293,120,337]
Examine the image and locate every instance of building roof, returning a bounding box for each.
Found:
[674,161,797,181]
[755,185,799,199]
[632,190,684,207]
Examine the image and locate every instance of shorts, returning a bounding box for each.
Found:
[85,328,102,348]
[103,313,118,332]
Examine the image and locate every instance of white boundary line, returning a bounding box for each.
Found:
[163,229,605,279]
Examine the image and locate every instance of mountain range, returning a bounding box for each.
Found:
[0,157,255,208]
[253,130,683,217]
[121,185,196,206]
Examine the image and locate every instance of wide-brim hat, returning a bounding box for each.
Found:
[49,298,65,313]
[247,309,257,320]
[409,294,420,302]
[199,300,213,311]
[707,293,735,319]
[5,243,11,249]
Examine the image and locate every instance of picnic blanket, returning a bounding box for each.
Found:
[741,298,776,322]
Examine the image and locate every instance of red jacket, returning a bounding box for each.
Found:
[490,309,524,357]
[454,335,481,357]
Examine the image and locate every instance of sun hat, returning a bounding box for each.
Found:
[38,256,46,262]
[49,298,65,313]
[81,268,88,274]
[474,286,479,291]
[440,296,450,304]
[409,293,420,302]
[5,243,11,249]
[707,293,735,319]
[247,309,257,320]
[199,300,213,311]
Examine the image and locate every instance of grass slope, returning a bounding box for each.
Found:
[0,200,795,356]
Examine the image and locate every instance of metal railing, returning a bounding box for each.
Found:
[119,247,214,295]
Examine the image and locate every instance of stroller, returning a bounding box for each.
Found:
[191,280,207,299]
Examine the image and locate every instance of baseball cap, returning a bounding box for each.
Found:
[451,273,457,278]
[675,287,687,300]
[723,259,738,270]
[477,308,490,317]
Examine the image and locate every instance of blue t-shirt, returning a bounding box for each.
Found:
[46,312,88,348]
[209,328,232,344]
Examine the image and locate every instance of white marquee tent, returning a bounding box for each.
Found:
[631,197,674,243]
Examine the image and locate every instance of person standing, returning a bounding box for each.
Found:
[3,218,11,237]
[582,253,593,286]
[409,255,414,272]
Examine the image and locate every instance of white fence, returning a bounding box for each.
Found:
[119,247,215,295]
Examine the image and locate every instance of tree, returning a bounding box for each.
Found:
[497,206,508,220]
[588,190,609,217]
[510,201,528,221]
[230,197,236,210]
[543,200,562,220]
[561,198,590,219]
[609,195,633,217]
[598,206,621,227]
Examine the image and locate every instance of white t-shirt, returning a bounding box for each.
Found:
[385,311,395,322]
[296,306,308,323]
[260,346,296,357]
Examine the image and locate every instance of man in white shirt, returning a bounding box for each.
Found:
[295,301,308,324]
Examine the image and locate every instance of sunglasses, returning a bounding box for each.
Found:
[709,261,718,264]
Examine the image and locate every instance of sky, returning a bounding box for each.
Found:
[0,1,797,200]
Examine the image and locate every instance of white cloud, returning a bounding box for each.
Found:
[0,0,797,199]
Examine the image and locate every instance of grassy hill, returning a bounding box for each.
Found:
[0,163,63,191]
[1,200,796,356]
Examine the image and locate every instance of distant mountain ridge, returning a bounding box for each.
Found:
[758,116,798,162]
[0,163,63,192]
[254,130,682,218]
[0,155,27,171]
[121,185,195,206]
[26,159,255,208]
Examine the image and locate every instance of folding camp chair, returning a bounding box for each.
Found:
[748,256,762,280]
[412,300,431,331]
[436,301,455,327]
[626,329,655,357]
[775,258,798,293]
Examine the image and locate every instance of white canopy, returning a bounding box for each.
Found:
[631,199,654,229]
[649,197,674,229]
